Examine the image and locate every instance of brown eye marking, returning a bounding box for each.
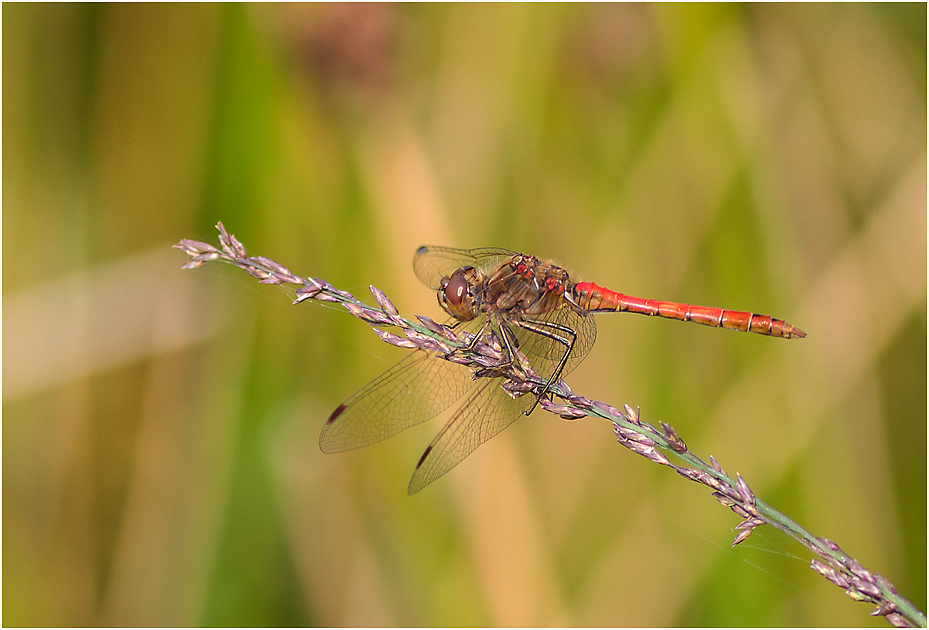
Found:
[444,273,468,306]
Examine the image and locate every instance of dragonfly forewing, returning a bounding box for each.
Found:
[413,246,518,289]
[320,350,473,453]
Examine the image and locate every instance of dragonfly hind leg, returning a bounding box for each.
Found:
[510,319,577,415]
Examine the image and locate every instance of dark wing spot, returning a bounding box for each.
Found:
[326,403,347,425]
[415,444,433,468]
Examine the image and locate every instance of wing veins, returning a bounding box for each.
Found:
[407,377,530,494]
[320,351,471,453]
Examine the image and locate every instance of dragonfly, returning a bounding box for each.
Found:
[320,246,805,494]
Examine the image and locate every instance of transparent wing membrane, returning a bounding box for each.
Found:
[319,351,472,453]
[413,246,517,289]
[407,375,531,494]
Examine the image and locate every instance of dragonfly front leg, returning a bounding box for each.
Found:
[444,318,490,358]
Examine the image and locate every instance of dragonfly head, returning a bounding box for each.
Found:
[438,266,481,322]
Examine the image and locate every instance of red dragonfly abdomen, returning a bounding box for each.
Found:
[573,282,806,339]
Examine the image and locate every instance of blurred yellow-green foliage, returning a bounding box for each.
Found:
[3,4,926,626]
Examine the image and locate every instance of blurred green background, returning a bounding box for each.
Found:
[4,3,926,626]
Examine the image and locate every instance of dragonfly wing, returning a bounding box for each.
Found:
[407,377,530,494]
[508,306,597,381]
[413,245,518,289]
[320,350,472,453]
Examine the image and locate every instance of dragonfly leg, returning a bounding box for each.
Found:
[512,319,577,415]
[443,319,490,360]
[496,321,522,368]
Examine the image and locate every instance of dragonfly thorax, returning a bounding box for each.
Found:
[437,255,578,328]
[482,255,574,319]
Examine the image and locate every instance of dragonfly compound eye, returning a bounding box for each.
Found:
[444,273,469,306]
[438,268,479,322]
